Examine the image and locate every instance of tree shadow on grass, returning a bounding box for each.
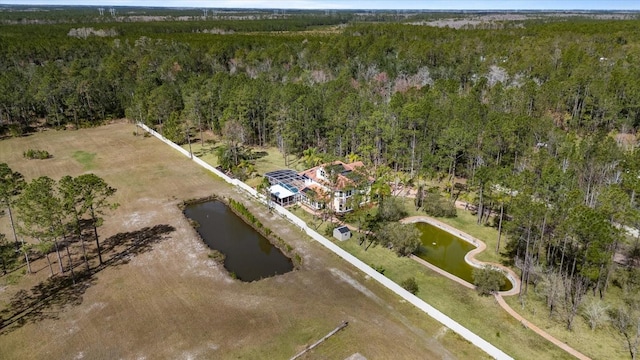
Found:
[101,224,175,267]
[250,150,268,160]
[193,143,220,158]
[0,224,175,335]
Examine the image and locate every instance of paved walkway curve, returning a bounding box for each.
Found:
[401,215,591,360]
[401,216,520,296]
[494,296,590,360]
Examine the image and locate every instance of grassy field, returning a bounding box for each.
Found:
[0,122,485,360]
[71,150,97,170]
[181,137,304,188]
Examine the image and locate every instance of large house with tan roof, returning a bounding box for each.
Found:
[264,161,371,214]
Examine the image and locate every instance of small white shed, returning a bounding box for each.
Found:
[333,226,351,241]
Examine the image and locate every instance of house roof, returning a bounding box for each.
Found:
[302,184,328,201]
[335,226,350,234]
[265,169,307,191]
[299,161,367,190]
[270,184,297,199]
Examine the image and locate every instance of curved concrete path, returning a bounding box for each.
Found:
[401,216,520,296]
[494,296,590,360]
[401,215,591,360]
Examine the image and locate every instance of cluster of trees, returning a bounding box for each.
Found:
[344,195,421,257]
[495,133,640,330]
[0,163,117,280]
[22,149,51,160]
[3,17,640,142]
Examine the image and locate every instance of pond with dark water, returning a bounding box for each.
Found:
[184,200,293,282]
[414,222,512,291]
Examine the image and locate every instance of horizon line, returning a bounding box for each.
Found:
[1,5,639,11]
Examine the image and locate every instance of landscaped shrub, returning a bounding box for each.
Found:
[23,149,51,159]
[370,264,386,274]
[401,277,419,295]
[324,224,337,237]
[422,188,456,218]
[228,198,262,227]
[473,267,506,296]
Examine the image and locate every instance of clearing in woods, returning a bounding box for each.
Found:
[0,122,482,359]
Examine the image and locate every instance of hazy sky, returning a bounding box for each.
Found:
[1,1,639,10]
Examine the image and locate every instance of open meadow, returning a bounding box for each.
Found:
[0,122,485,359]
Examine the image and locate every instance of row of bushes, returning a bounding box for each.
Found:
[228,197,300,266]
[229,197,266,231]
[23,149,51,159]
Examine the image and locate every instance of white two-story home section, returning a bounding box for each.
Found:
[299,161,371,214]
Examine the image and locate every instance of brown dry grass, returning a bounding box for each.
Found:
[0,122,483,360]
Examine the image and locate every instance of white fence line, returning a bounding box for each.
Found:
[137,122,513,360]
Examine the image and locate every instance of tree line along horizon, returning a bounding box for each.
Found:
[1,12,640,351]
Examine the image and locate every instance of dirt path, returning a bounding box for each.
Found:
[401,215,590,360]
[494,296,590,360]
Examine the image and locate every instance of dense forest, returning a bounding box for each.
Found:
[2,6,640,343]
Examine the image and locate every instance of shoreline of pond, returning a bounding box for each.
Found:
[180,196,300,281]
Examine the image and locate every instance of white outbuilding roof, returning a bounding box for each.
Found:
[270,184,296,199]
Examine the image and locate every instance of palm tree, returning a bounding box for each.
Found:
[302,147,323,168]
[370,179,391,206]
[235,160,255,181]
[257,177,272,210]
[346,152,360,164]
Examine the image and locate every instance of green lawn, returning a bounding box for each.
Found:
[71,150,97,170]
[435,210,507,266]
[182,140,302,188]
[252,147,304,174]
[182,140,220,168]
